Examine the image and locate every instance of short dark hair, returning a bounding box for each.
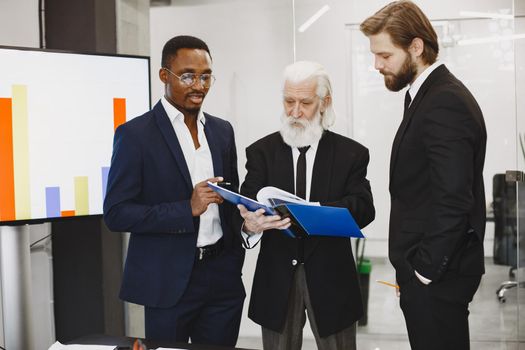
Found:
[360,0,438,65]
[161,35,212,68]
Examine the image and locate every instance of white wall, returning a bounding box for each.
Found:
[0,0,39,48]
[117,0,150,56]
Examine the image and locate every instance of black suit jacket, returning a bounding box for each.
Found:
[241,131,375,337]
[389,65,487,285]
[104,101,244,308]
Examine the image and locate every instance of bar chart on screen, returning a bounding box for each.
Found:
[0,47,150,224]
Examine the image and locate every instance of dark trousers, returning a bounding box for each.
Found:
[399,273,481,350]
[262,265,356,350]
[144,250,245,346]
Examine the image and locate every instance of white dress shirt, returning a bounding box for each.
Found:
[242,139,320,248]
[161,97,223,247]
[406,60,443,107]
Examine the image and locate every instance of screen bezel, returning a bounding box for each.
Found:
[0,45,151,226]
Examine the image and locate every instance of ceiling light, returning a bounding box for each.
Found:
[298,5,330,33]
[458,33,525,46]
[459,11,513,19]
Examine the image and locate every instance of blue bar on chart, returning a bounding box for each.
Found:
[101,166,110,199]
[45,187,61,218]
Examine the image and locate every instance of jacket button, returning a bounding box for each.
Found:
[292,259,298,266]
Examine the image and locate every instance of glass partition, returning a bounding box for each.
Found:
[515,1,525,343]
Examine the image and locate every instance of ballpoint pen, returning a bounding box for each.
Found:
[133,339,147,350]
[376,280,400,289]
[116,340,142,350]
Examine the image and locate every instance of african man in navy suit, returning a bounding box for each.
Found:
[103,35,245,346]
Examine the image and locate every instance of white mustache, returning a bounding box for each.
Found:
[287,117,308,126]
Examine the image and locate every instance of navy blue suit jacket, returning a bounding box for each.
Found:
[103,101,244,308]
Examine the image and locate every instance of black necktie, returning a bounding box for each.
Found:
[296,146,310,200]
[404,90,412,111]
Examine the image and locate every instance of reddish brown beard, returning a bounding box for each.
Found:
[383,54,417,92]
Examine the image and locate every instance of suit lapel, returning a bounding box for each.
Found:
[274,136,295,194]
[203,114,224,177]
[153,101,193,191]
[389,65,450,182]
[389,109,411,181]
[310,131,332,201]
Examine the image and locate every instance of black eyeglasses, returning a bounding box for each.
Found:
[163,68,216,88]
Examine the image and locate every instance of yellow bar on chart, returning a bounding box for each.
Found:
[74,176,89,216]
[12,85,31,220]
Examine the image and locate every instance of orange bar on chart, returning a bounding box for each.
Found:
[0,98,16,221]
[61,210,75,217]
[113,98,126,132]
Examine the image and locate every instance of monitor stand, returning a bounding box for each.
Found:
[0,225,34,349]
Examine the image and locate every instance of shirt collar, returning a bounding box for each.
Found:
[408,61,443,101]
[293,138,320,153]
[161,96,206,125]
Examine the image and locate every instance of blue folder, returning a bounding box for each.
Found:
[273,204,364,238]
[208,182,364,239]
[207,182,295,238]
[207,182,273,214]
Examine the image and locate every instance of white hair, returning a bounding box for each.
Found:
[283,61,336,129]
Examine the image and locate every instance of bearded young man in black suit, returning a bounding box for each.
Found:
[360,1,487,349]
[237,61,375,350]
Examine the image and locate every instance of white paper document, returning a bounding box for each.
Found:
[256,186,316,206]
[48,341,116,350]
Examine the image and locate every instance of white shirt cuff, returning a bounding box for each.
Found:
[415,270,432,285]
[240,222,263,249]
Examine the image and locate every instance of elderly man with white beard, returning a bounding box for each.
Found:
[236,61,375,350]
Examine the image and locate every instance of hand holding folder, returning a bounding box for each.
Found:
[206,182,274,214]
[208,182,364,239]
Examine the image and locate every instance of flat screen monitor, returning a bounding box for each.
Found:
[0,46,151,225]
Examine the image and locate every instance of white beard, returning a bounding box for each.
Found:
[279,111,324,148]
